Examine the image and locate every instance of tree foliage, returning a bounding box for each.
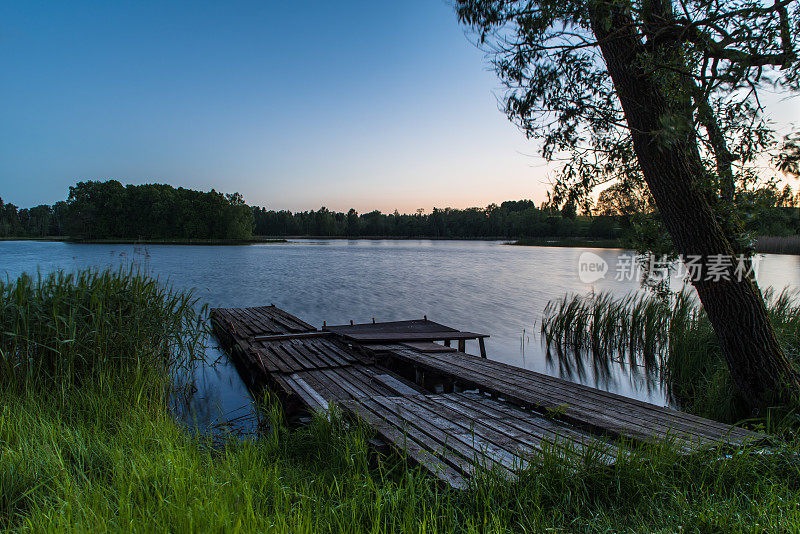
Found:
[251,200,621,239]
[0,181,254,240]
[458,0,799,252]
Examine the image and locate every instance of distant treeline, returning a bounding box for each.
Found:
[252,201,621,239]
[1,181,253,240]
[2,179,799,241]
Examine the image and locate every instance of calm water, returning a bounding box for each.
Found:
[3,240,799,434]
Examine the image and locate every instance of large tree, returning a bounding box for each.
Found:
[457,0,800,410]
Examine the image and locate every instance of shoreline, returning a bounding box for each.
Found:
[0,235,614,246]
[0,236,288,245]
[510,237,623,248]
[2,235,798,254]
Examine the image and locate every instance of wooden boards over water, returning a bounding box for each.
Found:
[211,305,761,489]
[343,392,620,489]
[372,345,756,448]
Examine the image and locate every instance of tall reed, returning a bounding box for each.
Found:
[541,288,800,422]
[0,268,206,399]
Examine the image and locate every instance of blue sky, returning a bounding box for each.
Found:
[1,1,797,213]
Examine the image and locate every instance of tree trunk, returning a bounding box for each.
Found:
[589,1,800,411]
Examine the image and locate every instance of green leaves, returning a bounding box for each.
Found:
[457,0,799,254]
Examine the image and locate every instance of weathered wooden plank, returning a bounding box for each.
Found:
[218,307,257,337]
[315,339,359,364]
[341,398,468,489]
[292,375,329,411]
[456,393,619,451]
[391,396,527,472]
[358,343,408,352]
[290,340,329,369]
[373,373,426,396]
[253,306,307,333]
[252,331,332,342]
[258,345,293,373]
[233,307,273,336]
[276,374,317,408]
[401,341,456,353]
[399,348,757,446]
[339,331,489,343]
[351,366,427,397]
[236,307,277,335]
[439,351,754,442]
[389,348,702,446]
[359,395,497,477]
[276,343,314,370]
[458,353,747,437]
[261,305,317,332]
[297,369,346,401]
[307,339,346,368]
[250,348,280,374]
[325,319,460,335]
[434,394,619,464]
[214,303,759,490]
[326,367,387,399]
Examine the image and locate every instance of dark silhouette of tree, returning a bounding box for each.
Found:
[57,180,254,240]
[457,0,800,410]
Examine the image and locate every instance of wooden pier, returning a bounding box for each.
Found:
[211,305,760,489]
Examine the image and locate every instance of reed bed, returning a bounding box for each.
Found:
[0,268,205,398]
[542,288,800,422]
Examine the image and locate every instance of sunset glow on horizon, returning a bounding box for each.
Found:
[1,1,797,213]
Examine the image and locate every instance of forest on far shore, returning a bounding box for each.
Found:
[2,179,799,242]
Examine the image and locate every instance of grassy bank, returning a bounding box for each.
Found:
[6,387,800,532]
[3,269,800,532]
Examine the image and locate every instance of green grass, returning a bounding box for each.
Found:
[5,386,800,532]
[3,268,800,532]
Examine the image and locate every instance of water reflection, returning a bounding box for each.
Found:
[2,239,798,437]
[172,342,261,438]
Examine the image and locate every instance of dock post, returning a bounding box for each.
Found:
[458,339,465,353]
[479,338,487,358]
[443,377,454,394]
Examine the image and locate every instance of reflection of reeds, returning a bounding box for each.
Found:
[756,236,800,254]
[542,289,800,422]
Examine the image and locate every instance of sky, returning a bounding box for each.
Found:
[1,1,798,213]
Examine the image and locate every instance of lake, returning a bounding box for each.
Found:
[2,239,799,434]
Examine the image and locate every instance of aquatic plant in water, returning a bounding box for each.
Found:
[541,288,800,422]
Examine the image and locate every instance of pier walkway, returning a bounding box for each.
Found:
[211,305,760,489]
